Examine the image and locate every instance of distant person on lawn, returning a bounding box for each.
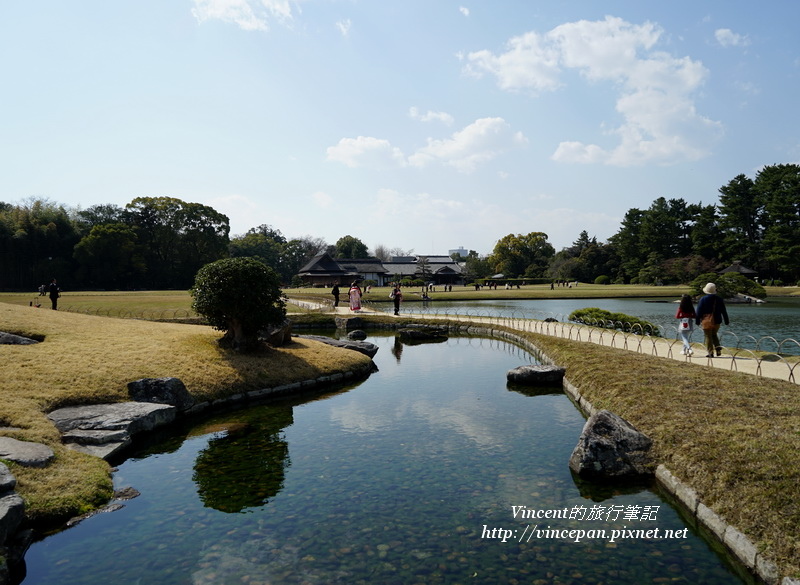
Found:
[48,278,61,310]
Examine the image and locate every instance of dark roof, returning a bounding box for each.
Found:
[718,261,757,275]
[298,252,342,275]
[338,258,389,274]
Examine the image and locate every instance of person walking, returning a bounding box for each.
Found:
[695,283,729,357]
[348,281,362,312]
[675,294,696,356]
[391,285,403,315]
[331,283,340,308]
[48,278,61,310]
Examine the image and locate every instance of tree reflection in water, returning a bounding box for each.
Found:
[192,406,293,513]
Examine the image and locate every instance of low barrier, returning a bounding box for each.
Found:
[60,306,197,321]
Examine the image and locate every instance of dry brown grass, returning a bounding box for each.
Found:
[0,302,371,523]
[524,332,800,578]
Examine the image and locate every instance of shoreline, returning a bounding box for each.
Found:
[3,307,799,583]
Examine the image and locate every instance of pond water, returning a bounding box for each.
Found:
[389,296,800,354]
[22,334,753,585]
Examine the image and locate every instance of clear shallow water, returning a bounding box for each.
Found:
[22,335,752,585]
[391,296,800,354]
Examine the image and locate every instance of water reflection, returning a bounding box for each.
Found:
[192,409,292,513]
[20,333,752,585]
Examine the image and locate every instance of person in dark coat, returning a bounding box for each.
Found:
[695,282,729,357]
[48,278,61,310]
[331,283,340,308]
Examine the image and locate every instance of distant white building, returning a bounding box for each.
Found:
[448,247,469,258]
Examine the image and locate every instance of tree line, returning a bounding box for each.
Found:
[1,163,797,291]
[470,163,799,286]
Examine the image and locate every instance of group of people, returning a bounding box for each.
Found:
[331,281,404,315]
[675,282,730,358]
[330,279,731,353]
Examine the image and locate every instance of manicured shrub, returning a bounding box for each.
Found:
[191,257,286,352]
[594,275,611,285]
[569,307,661,337]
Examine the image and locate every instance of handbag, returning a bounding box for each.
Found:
[700,296,716,330]
[680,318,691,329]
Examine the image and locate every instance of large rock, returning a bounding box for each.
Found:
[334,316,364,330]
[0,464,15,494]
[397,327,448,343]
[296,334,378,358]
[0,437,54,468]
[0,494,24,546]
[569,410,655,480]
[127,377,195,412]
[47,402,176,460]
[0,332,38,345]
[260,318,293,347]
[507,364,565,385]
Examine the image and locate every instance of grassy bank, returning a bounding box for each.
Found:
[0,303,372,524]
[519,330,800,578]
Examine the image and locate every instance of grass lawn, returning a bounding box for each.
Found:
[0,290,198,319]
[0,302,372,524]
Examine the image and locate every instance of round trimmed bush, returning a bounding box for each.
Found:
[191,257,286,352]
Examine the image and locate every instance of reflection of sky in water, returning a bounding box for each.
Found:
[21,333,750,585]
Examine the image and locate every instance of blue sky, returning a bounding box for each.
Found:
[2,1,798,255]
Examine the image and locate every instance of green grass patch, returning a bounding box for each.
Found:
[285,283,693,303]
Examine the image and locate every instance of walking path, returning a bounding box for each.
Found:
[316,302,799,385]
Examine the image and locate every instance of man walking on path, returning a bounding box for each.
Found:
[695,282,729,357]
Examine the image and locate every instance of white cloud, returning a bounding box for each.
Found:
[466,16,722,166]
[328,118,526,173]
[370,189,466,225]
[408,107,454,125]
[715,28,750,48]
[311,191,333,209]
[326,136,406,168]
[336,18,352,37]
[191,0,298,31]
[464,31,562,93]
[408,117,528,173]
[459,6,470,17]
